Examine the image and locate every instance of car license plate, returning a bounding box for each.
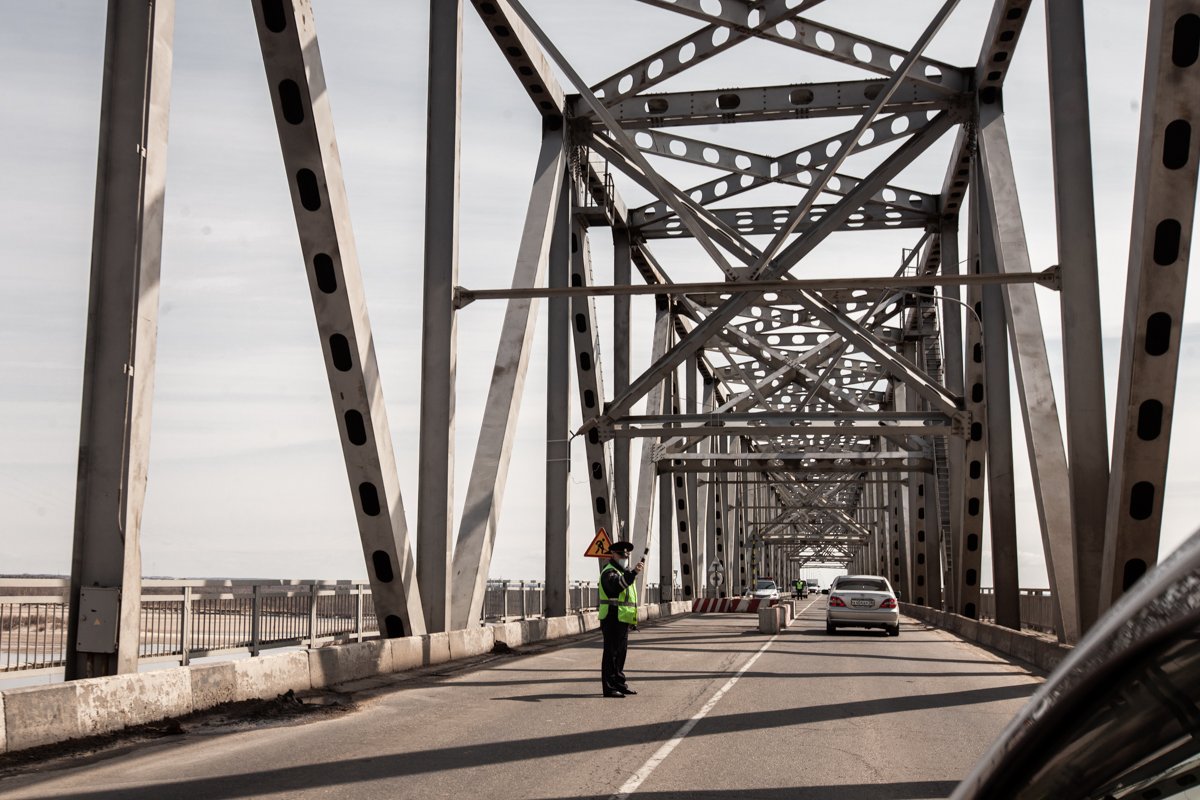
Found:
[851,599,873,608]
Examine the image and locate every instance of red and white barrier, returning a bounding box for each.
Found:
[691,597,779,613]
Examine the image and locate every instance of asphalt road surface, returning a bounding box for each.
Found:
[0,598,1043,800]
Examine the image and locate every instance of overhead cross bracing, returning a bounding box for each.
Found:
[457,0,1020,612]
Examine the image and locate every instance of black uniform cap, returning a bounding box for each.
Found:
[609,541,636,554]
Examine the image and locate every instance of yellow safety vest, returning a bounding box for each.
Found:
[599,563,638,624]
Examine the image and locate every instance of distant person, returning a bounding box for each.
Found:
[599,540,643,698]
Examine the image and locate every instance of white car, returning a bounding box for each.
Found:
[825,575,900,636]
[749,579,780,600]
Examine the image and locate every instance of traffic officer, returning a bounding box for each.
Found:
[599,540,643,698]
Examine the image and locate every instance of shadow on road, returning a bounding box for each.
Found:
[12,683,1033,800]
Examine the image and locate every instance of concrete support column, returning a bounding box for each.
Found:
[67,0,175,680]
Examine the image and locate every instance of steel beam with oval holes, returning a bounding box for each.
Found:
[252,0,424,638]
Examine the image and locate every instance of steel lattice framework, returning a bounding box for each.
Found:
[58,0,1199,677]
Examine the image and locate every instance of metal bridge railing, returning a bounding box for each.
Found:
[1,578,663,674]
[977,588,1057,634]
[1,579,377,675]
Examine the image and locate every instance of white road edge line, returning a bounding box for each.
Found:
[610,596,822,800]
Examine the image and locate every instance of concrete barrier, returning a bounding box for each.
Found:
[190,663,236,709]
[309,640,392,687]
[3,684,82,752]
[388,635,424,671]
[0,600,692,755]
[448,626,495,661]
[233,650,311,702]
[423,632,452,666]
[489,621,525,648]
[758,605,789,634]
[77,669,193,738]
[900,602,1071,673]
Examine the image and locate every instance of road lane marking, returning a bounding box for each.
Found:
[611,596,820,799]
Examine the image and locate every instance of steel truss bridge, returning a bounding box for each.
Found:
[56,0,1199,679]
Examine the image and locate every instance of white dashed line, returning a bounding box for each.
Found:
[610,596,821,799]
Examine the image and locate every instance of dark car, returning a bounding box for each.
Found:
[952,527,1200,799]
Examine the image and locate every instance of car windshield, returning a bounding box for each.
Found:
[835,579,888,592]
[754,580,776,591]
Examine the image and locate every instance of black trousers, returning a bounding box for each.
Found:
[600,613,630,692]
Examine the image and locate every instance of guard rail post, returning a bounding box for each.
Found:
[355,584,365,642]
[308,584,319,647]
[520,580,528,620]
[251,585,262,657]
[180,585,192,666]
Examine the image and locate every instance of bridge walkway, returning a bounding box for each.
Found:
[0,598,1042,800]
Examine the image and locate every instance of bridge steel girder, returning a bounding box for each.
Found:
[416,0,462,635]
[976,168,1022,632]
[253,0,425,637]
[631,300,673,600]
[613,228,633,532]
[67,0,176,680]
[1100,0,1200,617]
[596,78,960,129]
[1045,0,1110,636]
[570,219,622,546]
[977,101,1079,644]
[545,170,572,618]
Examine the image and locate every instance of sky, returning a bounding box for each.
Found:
[2,1,1199,595]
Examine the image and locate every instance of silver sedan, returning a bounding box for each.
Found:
[825,575,900,636]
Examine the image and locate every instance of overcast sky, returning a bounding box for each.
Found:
[2,1,1198,592]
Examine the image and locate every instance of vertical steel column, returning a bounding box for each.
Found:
[613,228,632,528]
[901,344,929,606]
[659,465,675,602]
[940,218,964,612]
[685,358,701,565]
[909,473,929,606]
[699,378,717,597]
[1101,0,1200,612]
[977,100,1079,642]
[712,435,728,597]
[417,0,463,634]
[957,181,988,621]
[671,371,696,599]
[1045,0,1110,634]
[67,0,175,680]
[569,218,620,541]
[888,388,913,602]
[252,0,424,638]
[631,295,671,597]
[923,473,944,611]
[545,172,572,618]
[977,177,1022,630]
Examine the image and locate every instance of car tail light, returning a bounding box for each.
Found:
[880,597,897,609]
[829,595,846,607]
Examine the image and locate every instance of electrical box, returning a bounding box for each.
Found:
[76,587,120,654]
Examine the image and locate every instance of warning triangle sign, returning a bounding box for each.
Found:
[584,527,613,558]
